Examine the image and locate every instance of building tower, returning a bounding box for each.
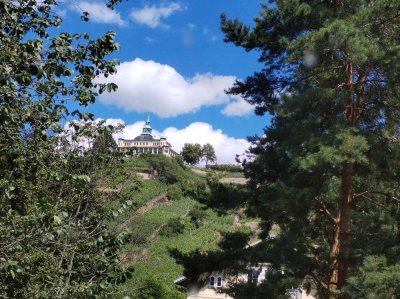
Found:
[141,114,153,136]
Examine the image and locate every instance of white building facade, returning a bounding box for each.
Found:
[117,116,178,157]
[179,264,316,299]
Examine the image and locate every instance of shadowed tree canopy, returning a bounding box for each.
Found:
[221,1,400,298]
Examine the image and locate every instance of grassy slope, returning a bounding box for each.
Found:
[97,156,249,298]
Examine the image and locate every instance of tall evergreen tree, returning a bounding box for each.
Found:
[221,1,400,297]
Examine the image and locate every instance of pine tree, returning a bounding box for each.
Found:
[221,1,400,297]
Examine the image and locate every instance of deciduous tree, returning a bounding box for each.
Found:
[201,143,217,167]
[181,143,202,165]
[0,0,131,297]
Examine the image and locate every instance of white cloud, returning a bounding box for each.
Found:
[144,37,157,43]
[221,98,253,116]
[130,2,183,28]
[70,1,126,27]
[163,122,249,164]
[203,26,218,42]
[113,120,249,164]
[96,58,250,117]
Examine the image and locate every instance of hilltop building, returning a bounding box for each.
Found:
[117,116,178,157]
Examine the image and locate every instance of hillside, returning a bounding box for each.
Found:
[92,155,254,298]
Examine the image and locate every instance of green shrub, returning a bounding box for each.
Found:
[167,184,183,200]
[159,218,185,237]
[134,276,180,299]
[188,204,208,228]
[145,155,185,184]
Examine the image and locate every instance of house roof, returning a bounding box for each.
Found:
[133,135,156,141]
[173,276,187,284]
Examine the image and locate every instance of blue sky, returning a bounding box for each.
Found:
[57,0,269,163]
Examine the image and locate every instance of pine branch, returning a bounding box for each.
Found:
[369,191,400,204]
[354,190,400,207]
[314,197,338,225]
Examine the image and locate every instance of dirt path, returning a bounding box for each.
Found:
[117,192,167,232]
[96,187,121,193]
[191,167,248,185]
[219,177,248,185]
[191,167,207,175]
[136,172,153,180]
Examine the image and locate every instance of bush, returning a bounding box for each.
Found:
[135,276,180,299]
[145,155,185,184]
[167,184,183,200]
[159,218,185,237]
[188,204,208,228]
[174,155,186,169]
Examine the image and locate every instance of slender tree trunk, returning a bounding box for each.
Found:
[329,162,353,298]
[328,61,360,297]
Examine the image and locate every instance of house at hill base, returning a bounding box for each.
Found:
[175,264,316,299]
[174,240,316,299]
[117,116,178,157]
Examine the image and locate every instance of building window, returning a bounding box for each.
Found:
[249,270,260,285]
[209,276,215,287]
[209,276,222,288]
[217,277,222,287]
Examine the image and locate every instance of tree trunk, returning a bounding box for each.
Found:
[329,162,353,298]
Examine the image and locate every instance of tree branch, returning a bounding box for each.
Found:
[314,197,338,225]
[354,190,400,205]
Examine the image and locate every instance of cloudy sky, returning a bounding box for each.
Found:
[58,0,270,163]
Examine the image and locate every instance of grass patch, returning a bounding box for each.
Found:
[116,198,239,299]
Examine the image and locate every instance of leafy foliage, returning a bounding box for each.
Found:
[144,154,186,184]
[167,183,184,200]
[134,276,179,299]
[181,143,203,165]
[181,143,218,166]
[159,218,185,237]
[201,143,217,166]
[0,0,130,297]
